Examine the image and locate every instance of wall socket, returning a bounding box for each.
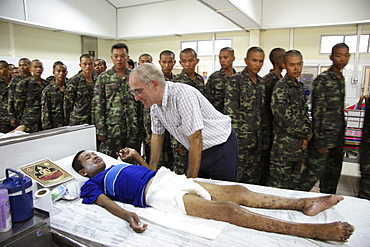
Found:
[351,77,358,84]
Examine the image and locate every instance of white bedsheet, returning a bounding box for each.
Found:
[50,179,370,247]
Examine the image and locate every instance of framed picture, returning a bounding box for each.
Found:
[19,158,74,187]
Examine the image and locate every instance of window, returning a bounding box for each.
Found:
[320,34,370,54]
[181,39,232,56]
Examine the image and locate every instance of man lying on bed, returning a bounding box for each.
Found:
[72,148,354,242]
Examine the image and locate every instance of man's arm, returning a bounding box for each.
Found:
[117,148,152,170]
[149,133,164,170]
[186,130,203,178]
[95,194,147,233]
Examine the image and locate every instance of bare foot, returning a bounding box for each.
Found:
[303,195,344,216]
[302,221,355,242]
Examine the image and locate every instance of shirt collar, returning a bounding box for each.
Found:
[158,81,170,108]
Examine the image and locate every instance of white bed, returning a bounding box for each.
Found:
[2,125,370,247]
[49,150,370,247]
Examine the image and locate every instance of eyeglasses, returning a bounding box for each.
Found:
[130,83,149,96]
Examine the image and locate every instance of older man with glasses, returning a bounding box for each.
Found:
[92,43,143,158]
[129,63,238,182]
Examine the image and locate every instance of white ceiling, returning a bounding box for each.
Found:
[0,0,369,40]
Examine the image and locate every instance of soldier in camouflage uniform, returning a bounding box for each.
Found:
[41,62,68,130]
[359,95,370,200]
[206,47,236,113]
[159,50,176,81]
[92,43,143,157]
[14,59,49,133]
[64,54,96,126]
[158,50,178,172]
[269,50,312,189]
[298,43,350,194]
[171,48,205,174]
[0,60,12,133]
[224,47,269,184]
[45,61,69,84]
[94,59,107,76]
[173,48,205,94]
[8,58,32,128]
[137,53,154,163]
[260,48,286,185]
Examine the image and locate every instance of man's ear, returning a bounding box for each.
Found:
[78,169,88,177]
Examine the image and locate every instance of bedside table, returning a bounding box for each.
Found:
[0,209,51,246]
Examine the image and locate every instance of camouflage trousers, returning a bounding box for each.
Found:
[237,146,262,184]
[268,160,302,189]
[170,136,186,175]
[359,140,370,200]
[298,142,343,194]
[99,124,142,160]
[22,119,42,133]
[259,142,272,186]
[0,122,12,133]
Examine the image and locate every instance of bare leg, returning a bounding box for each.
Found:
[196,182,344,216]
[183,194,354,242]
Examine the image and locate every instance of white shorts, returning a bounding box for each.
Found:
[145,167,211,215]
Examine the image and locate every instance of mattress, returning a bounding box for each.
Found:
[50,179,370,247]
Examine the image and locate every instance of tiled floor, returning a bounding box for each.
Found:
[309,160,361,197]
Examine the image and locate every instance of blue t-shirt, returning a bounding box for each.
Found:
[80,164,157,207]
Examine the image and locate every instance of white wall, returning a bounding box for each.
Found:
[263,0,370,28]
[0,0,116,38]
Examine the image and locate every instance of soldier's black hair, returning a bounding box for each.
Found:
[111,43,129,54]
[332,43,349,55]
[127,59,135,68]
[180,48,198,59]
[19,58,31,65]
[246,46,264,58]
[269,48,286,65]
[159,50,175,60]
[139,53,153,62]
[220,47,235,56]
[94,59,107,66]
[283,50,302,63]
[0,60,9,68]
[79,54,94,62]
[53,61,65,70]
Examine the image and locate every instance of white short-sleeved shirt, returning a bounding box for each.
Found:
[151,81,232,150]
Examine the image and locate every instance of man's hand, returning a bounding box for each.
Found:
[97,135,107,142]
[96,194,148,233]
[317,147,329,154]
[125,212,148,233]
[117,148,137,160]
[301,139,308,150]
[10,120,18,128]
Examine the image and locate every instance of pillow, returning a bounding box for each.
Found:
[53,151,121,200]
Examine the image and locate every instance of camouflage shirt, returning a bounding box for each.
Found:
[270,74,312,161]
[173,70,205,95]
[41,81,66,130]
[263,70,282,126]
[92,67,143,137]
[164,72,175,81]
[8,74,29,123]
[0,78,10,129]
[64,73,96,125]
[311,66,345,148]
[224,67,269,148]
[14,77,49,132]
[206,68,236,113]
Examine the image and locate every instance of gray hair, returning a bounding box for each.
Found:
[131,63,166,87]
